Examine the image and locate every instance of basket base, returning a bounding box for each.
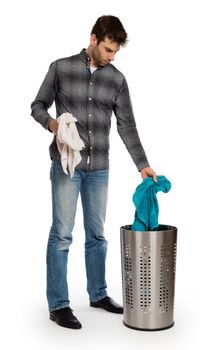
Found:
[123,321,174,331]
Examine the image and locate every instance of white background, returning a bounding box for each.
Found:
[1,0,220,349]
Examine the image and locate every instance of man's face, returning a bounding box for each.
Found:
[91,36,120,66]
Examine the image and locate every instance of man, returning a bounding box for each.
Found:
[31,15,157,330]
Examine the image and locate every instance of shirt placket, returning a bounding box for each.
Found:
[86,58,95,169]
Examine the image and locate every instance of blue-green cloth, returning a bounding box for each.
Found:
[131,176,171,231]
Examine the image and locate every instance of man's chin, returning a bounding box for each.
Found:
[102,61,110,66]
[96,60,110,67]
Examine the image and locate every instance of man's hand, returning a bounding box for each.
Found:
[49,119,59,134]
[140,167,157,182]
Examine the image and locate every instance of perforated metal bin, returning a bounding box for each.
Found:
[120,225,177,331]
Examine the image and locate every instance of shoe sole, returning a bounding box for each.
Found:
[90,304,123,314]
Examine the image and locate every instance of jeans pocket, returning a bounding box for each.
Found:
[50,160,60,181]
[49,162,53,181]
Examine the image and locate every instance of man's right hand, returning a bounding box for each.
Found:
[49,119,58,134]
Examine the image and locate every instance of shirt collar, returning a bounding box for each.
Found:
[79,48,105,69]
[79,48,91,63]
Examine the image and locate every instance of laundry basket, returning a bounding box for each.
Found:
[120,224,177,331]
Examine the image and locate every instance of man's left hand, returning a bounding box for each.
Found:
[140,167,157,182]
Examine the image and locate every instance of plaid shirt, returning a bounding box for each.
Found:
[31,49,149,171]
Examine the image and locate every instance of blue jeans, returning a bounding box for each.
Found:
[47,160,109,311]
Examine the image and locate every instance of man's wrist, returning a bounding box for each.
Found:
[48,117,55,132]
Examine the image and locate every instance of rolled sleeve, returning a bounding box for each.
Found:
[113,77,150,170]
[30,61,58,130]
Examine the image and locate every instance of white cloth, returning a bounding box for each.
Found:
[56,113,85,178]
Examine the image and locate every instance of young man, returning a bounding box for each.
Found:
[31,15,157,329]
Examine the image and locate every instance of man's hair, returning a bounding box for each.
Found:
[91,15,128,46]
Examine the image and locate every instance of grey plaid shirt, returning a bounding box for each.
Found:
[31,49,150,171]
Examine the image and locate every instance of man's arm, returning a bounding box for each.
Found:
[30,61,58,132]
[113,76,157,181]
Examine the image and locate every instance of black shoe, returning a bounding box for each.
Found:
[90,296,123,314]
[49,307,82,329]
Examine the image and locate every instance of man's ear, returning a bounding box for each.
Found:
[90,34,97,47]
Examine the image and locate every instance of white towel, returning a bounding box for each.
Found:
[56,113,85,178]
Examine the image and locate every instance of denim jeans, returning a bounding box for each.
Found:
[47,160,109,311]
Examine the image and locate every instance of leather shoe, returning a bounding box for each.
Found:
[90,296,123,314]
[50,307,82,329]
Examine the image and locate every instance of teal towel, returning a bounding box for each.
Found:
[131,176,171,231]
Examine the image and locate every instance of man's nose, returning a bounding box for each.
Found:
[108,53,115,61]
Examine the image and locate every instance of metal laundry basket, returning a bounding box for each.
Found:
[120,224,177,331]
